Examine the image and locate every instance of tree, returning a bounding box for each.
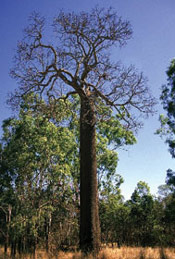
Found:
[156,171,175,246]
[9,7,155,253]
[156,59,175,245]
[0,94,78,254]
[162,170,175,245]
[99,174,128,247]
[158,59,175,158]
[129,181,154,246]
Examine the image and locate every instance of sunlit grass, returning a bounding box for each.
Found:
[1,246,175,258]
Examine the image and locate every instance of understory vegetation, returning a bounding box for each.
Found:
[1,247,175,259]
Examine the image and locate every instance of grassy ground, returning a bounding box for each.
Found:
[1,246,175,259]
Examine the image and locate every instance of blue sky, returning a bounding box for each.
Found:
[0,0,175,199]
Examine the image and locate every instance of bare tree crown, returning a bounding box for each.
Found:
[10,7,156,129]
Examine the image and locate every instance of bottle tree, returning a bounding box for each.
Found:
[9,7,155,253]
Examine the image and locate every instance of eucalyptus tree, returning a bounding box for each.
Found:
[9,7,155,253]
[0,94,78,253]
[99,173,126,246]
[129,181,154,246]
[158,170,175,246]
[157,59,175,245]
[158,59,175,158]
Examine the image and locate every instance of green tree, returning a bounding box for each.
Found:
[0,94,78,254]
[99,174,130,247]
[158,170,175,246]
[156,59,175,246]
[158,59,175,158]
[9,7,155,253]
[129,181,154,246]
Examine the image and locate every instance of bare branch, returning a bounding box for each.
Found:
[9,7,156,130]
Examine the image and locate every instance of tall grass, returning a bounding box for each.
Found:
[1,247,175,258]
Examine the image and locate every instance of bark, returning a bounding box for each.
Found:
[11,241,16,257]
[79,95,101,254]
[4,205,11,254]
[45,213,52,252]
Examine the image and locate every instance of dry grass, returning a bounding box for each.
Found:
[1,246,175,259]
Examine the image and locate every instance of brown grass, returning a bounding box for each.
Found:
[1,246,175,259]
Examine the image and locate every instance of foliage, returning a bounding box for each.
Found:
[157,59,175,158]
[0,94,79,253]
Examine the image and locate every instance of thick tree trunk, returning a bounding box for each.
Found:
[79,96,101,254]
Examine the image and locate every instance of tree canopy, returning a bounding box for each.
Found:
[10,7,155,129]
